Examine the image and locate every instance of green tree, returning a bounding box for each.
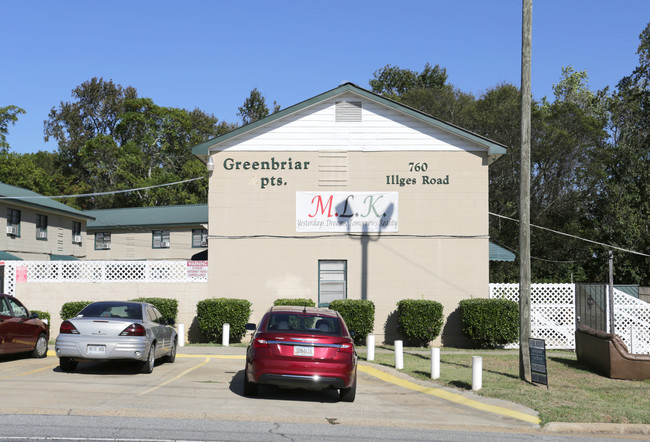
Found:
[586,23,650,284]
[44,77,137,174]
[0,105,26,151]
[44,78,231,209]
[369,63,448,100]
[237,88,280,125]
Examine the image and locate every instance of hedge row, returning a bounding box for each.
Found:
[54,296,519,348]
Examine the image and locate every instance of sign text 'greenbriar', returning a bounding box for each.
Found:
[222,157,310,189]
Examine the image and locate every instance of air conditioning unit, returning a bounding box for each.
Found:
[73,235,82,243]
[100,243,110,250]
[200,240,208,247]
[160,241,170,248]
[37,231,47,239]
[6,225,17,235]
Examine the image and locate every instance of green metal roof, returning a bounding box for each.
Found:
[489,242,516,262]
[86,204,208,230]
[0,182,93,220]
[192,82,508,158]
[0,251,23,261]
[50,254,80,261]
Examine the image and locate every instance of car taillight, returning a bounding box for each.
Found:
[252,338,269,348]
[338,343,354,354]
[119,323,146,336]
[59,320,79,334]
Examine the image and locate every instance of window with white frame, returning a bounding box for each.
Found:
[95,232,111,250]
[192,228,208,248]
[318,260,347,307]
[153,230,170,248]
[36,214,48,240]
[6,208,20,236]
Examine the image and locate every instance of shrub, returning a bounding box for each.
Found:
[130,297,179,321]
[459,298,519,348]
[196,298,252,343]
[273,298,315,307]
[396,299,444,346]
[328,299,375,345]
[60,301,93,320]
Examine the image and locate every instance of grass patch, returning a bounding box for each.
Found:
[358,349,650,425]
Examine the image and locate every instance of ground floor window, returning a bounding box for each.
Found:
[6,208,20,236]
[318,260,347,307]
[153,230,171,248]
[36,214,48,240]
[72,221,82,244]
[95,232,111,250]
[192,228,208,248]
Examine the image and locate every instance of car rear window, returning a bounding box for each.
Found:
[78,302,143,320]
[267,313,341,336]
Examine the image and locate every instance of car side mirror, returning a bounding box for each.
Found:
[245,323,256,331]
[30,312,39,319]
[166,318,175,326]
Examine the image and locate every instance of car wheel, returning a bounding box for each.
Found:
[165,338,177,363]
[59,357,77,373]
[339,369,357,402]
[243,364,258,397]
[31,333,48,358]
[140,343,156,374]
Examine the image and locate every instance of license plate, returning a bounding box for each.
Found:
[87,345,106,355]
[293,345,314,357]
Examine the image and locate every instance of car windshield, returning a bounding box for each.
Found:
[78,302,143,320]
[267,313,341,336]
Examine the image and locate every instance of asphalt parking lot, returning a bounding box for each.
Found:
[0,346,540,431]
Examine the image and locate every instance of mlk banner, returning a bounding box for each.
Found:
[296,192,398,233]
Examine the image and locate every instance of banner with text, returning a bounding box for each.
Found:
[296,192,399,233]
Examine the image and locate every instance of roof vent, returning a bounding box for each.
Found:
[335,101,362,122]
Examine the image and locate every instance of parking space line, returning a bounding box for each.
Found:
[0,364,58,380]
[177,354,245,359]
[358,364,540,425]
[137,357,211,396]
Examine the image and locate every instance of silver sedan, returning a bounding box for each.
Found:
[55,301,177,373]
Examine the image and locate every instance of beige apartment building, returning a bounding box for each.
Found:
[85,205,208,261]
[193,83,508,345]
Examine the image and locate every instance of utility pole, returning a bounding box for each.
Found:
[519,0,533,382]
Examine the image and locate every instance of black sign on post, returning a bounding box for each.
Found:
[529,338,549,389]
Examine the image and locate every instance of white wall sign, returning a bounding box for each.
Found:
[296,192,398,233]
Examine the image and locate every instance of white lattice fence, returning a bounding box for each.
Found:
[614,288,650,355]
[490,283,576,349]
[3,260,207,295]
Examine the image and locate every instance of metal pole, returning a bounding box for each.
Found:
[519,0,533,382]
[609,250,615,334]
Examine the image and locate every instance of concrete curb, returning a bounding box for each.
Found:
[543,422,650,436]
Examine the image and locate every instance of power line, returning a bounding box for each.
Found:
[0,177,206,200]
[490,212,650,257]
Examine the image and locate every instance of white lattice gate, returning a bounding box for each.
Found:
[490,283,576,349]
[614,288,650,355]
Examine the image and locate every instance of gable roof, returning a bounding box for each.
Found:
[0,182,93,220]
[86,204,208,230]
[192,82,507,161]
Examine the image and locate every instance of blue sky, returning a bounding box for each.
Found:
[2,0,648,154]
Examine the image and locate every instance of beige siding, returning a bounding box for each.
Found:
[1,202,87,260]
[85,228,204,260]
[208,147,489,345]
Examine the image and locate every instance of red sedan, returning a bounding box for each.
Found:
[0,294,49,358]
[244,306,357,402]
